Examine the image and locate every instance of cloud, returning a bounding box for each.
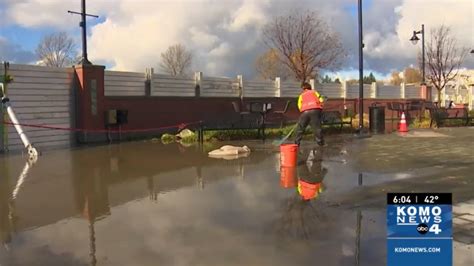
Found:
[395,0,474,69]
[226,0,270,32]
[87,0,239,75]
[209,42,231,57]
[0,36,36,63]
[1,0,473,78]
[189,27,220,50]
[86,0,354,76]
[1,0,108,29]
[363,0,474,73]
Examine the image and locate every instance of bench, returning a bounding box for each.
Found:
[284,110,352,132]
[195,104,352,143]
[425,103,472,128]
[321,111,353,130]
[196,118,265,143]
[196,101,267,143]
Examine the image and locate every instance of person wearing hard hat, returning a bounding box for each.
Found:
[294,82,325,146]
[296,149,327,201]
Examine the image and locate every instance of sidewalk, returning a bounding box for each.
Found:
[453,200,474,265]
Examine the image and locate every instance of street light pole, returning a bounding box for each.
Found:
[410,24,425,84]
[421,24,425,84]
[80,0,89,65]
[358,0,364,130]
[68,0,98,65]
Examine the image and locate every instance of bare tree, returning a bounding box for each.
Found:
[36,32,77,67]
[403,67,422,83]
[262,10,345,82]
[425,25,467,103]
[346,79,359,85]
[390,71,402,85]
[255,48,290,80]
[160,44,193,76]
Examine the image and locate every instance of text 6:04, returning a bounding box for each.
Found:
[393,196,411,204]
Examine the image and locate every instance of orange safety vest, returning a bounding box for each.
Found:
[298,90,323,112]
[297,180,321,201]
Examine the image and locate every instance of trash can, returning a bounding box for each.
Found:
[369,104,385,134]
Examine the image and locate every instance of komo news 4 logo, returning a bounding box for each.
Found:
[396,205,443,235]
[387,194,452,266]
[387,193,452,238]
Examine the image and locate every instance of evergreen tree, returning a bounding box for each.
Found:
[363,72,376,84]
[321,75,333,83]
[369,72,376,82]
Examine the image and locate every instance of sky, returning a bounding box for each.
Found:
[0,0,473,80]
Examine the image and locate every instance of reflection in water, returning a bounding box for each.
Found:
[296,149,326,201]
[279,166,297,188]
[355,173,363,266]
[208,153,250,160]
[72,153,111,266]
[1,158,36,248]
[0,143,269,263]
[0,158,13,247]
[11,160,35,200]
[195,166,204,190]
[147,176,158,201]
[275,148,366,265]
[0,139,393,265]
[274,148,327,240]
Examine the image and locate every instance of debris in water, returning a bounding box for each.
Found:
[208,145,251,160]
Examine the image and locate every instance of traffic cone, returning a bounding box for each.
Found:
[398,112,408,132]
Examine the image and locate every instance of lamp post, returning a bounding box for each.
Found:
[353,0,370,138]
[357,0,364,131]
[410,24,425,84]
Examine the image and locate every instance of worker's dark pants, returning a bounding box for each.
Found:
[294,109,323,146]
[297,149,326,184]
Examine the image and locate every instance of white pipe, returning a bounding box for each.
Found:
[1,83,39,161]
[5,103,31,148]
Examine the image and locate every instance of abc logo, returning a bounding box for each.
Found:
[417,223,429,235]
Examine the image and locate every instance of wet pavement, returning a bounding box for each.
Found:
[0,128,472,265]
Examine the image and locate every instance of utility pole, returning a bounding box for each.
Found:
[421,24,425,84]
[358,0,364,130]
[68,0,98,65]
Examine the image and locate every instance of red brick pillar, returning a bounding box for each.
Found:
[74,64,106,143]
[420,84,431,101]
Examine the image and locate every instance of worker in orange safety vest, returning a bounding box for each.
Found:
[294,82,325,146]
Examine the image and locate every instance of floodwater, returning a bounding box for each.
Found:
[0,128,473,266]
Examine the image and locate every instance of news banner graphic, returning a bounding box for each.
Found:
[387,193,452,266]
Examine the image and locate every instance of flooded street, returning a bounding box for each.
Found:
[0,128,473,265]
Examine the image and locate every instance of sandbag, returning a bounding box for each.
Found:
[176,129,195,139]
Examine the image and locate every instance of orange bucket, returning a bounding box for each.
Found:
[280,144,298,167]
[280,166,297,188]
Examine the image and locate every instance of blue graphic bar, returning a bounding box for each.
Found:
[387,193,452,266]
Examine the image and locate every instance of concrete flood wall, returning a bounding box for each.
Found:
[0,64,75,151]
[1,63,432,151]
[105,70,146,97]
